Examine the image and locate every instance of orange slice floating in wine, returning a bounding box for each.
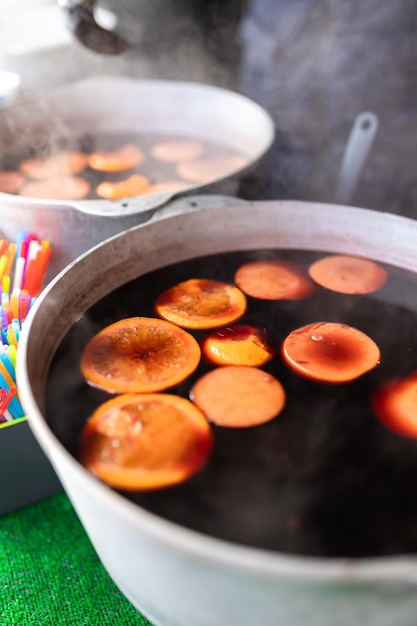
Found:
[202,325,276,366]
[191,365,286,428]
[155,278,247,330]
[88,144,144,172]
[0,170,26,193]
[308,254,388,294]
[372,372,417,438]
[140,181,188,195]
[80,316,201,394]
[282,321,380,383]
[19,151,89,178]
[176,154,249,183]
[150,139,206,163]
[79,393,213,490]
[18,176,91,200]
[96,174,150,199]
[235,260,318,300]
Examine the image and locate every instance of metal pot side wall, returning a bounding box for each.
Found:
[17,199,417,626]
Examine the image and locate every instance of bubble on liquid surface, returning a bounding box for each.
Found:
[311,335,324,342]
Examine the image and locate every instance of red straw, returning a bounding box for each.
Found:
[0,240,8,256]
[18,240,27,260]
[18,291,30,323]
[32,243,52,297]
[0,386,16,415]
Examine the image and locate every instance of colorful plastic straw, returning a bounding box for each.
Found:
[0,230,52,424]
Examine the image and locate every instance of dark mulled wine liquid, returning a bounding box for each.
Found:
[45,249,417,558]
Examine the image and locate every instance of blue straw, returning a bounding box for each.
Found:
[11,318,20,341]
[0,348,15,382]
[0,369,23,418]
[15,230,28,258]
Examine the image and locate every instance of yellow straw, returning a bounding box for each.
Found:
[8,344,16,369]
[2,275,10,296]
[4,243,16,277]
[0,359,14,388]
[0,255,7,280]
[10,292,19,320]
[6,324,17,348]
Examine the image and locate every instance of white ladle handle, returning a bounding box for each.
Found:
[336,111,379,205]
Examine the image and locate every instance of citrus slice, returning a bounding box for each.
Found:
[96,174,150,199]
[234,260,318,300]
[372,372,417,438]
[282,321,380,383]
[202,325,276,366]
[191,365,286,428]
[19,151,88,178]
[0,170,26,193]
[150,139,206,163]
[176,154,249,183]
[308,254,388,294]
[140,181,188,195]
[80,317,201,394]
[155,278,247,330]
[79,393,213,490]
[88,144,144,172]
[18,176,91,200]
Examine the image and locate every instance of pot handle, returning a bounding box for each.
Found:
[68,192,176,218]
[69,192,247,221]
[143,194,248,223]
[335,111,379,205]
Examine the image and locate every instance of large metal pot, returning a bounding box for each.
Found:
[0,76,274,280]
[17,196,417,626]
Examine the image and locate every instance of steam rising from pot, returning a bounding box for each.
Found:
[238,0,417,214]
